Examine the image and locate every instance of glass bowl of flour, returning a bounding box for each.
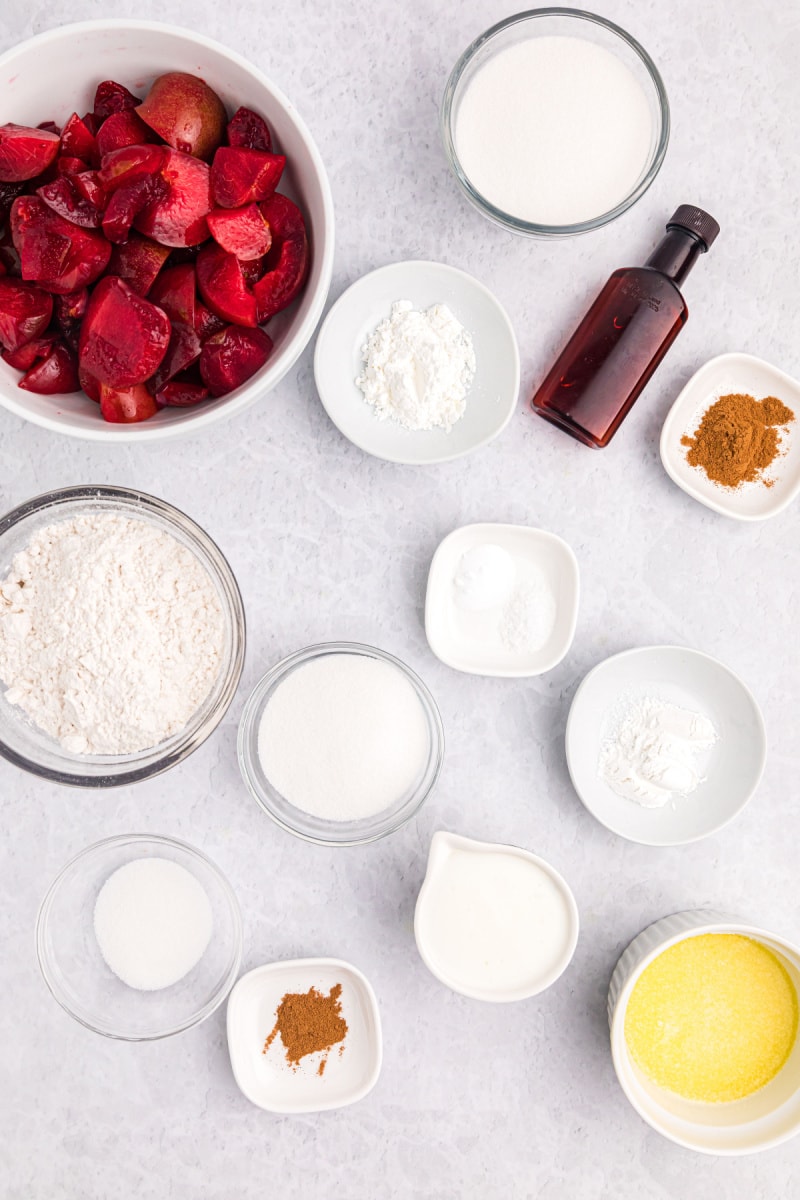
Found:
[0,485,245,786]
[238,642,445,846]
[441,9,670,237]
[36,834,243,1040]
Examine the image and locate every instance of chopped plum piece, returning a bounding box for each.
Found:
[99,381,159,423]
[0,124,61,182]
[79,275,171,389]
[150,322,202,391]
[102,174,168,244]
[37,174,106,228]
[98,143,166,191]
[1,333,56,370]
[210,146,285,208]
[226,107,272,152]
[56,156,88,176]
[136,72,226,162]
[148,263,196,326]
[18,340,80,393]
[96,111,155,158]
[37,121,61,136]
[59,113,98,166]
[207,203,272,260]
[155,379,210,407]
[199,324,272,396]
[11,195,111,293]
[108,234,170,296]
[134,149,212,247]
[193,301,226,341]
[0,277,53,351]
[196,243,257,326]
[253,193,309,322]
[94,80,141,122]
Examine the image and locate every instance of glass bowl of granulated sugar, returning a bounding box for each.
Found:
[0,485,245,787]
[442,10,669,237]
[238,642,445,846]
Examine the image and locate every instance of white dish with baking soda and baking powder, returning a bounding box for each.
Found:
[414,831,579,1002]
[425,523,579,676]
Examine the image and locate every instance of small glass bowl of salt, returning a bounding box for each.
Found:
[36,834,242,1040]
[237,642,445,846]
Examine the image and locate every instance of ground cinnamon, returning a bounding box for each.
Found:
[263,983,348,1073]
[681,392,794,489]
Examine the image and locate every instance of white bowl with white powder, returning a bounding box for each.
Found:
[36,834,242,1040]
[441,10,669,237]
[238,643,444,845]
[425,523,580,676]
[0,486,245,787]
[565,646,767,846]
[313,261,520,464]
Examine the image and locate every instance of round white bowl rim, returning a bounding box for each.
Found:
[237,640,445,846]
[0,18,335,442]
[313,259,521,465]
[414,830,580,1001]
[440,7,671,238]
[35,831,244,1042]
[609,910,800,1155]
[565,643,768,846]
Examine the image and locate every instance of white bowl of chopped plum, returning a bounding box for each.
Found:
[0,20,334,439]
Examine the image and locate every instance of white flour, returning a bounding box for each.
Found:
[356,300,476,431]
[0,514,224,755]
[598,696,718,808]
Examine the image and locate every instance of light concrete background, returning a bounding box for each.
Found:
[1,0,798,1196]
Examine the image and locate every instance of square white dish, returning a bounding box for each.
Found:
[424,522,579,677]
[313,260,520,464]
[227,957,382,1113]
[660,352,800,520]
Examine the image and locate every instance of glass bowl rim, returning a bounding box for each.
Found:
[237,640,445,846]
[35,831,244,1042]
[440,6,671,238]
[0,484,245,788]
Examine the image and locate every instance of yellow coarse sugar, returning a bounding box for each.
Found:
[624,933,798,1103]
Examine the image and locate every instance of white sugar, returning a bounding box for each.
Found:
[94,858,213,991]
[455,35,654,226]
[257,653,430,821]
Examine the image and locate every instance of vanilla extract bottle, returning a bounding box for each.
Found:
[531,206,720,448]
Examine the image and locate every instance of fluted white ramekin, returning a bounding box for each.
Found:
[608,909,800,1155]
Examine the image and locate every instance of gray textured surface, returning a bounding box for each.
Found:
[1,0,799,1196]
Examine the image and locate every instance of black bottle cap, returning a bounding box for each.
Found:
[667,205,720,250]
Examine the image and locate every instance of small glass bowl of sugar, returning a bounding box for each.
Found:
[36,834,243,1040]
[237,642,445,846]
[441,9,670,237]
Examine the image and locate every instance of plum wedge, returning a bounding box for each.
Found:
[253,193,309,322]
[0,278,53,351]
[11,195,111,293]
[137,73,226,162]
[210,146,285,208]
[0,124,60,182]
[79,275,170,390]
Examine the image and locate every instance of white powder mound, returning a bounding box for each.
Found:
[356,300,476,431]
[499,568,557,653]
[598,696,718,808]
[0,514,225,755]
[257,653,430,821]
[94,858,213,991]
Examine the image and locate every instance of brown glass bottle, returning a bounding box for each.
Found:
[532,206,720,448]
